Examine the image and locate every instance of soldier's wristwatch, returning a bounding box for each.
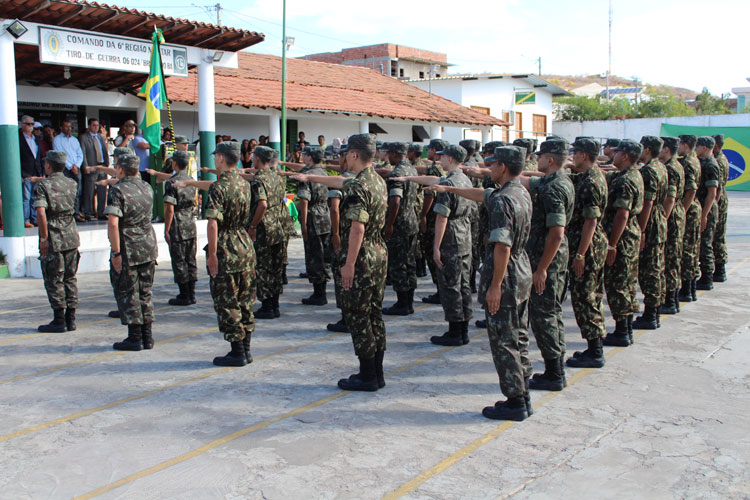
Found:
[110,250,121,258]
[607,245,616,251]
[575,253,585,261]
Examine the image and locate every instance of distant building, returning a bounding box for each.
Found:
[732,78,750,112]
[301,43,450,80]
[571,82,607,98]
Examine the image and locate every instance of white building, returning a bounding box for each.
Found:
[731,78,750,112]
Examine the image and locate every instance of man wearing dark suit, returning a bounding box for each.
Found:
[19,115,43,227]
[80,118,109,221]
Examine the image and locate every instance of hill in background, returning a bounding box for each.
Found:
[543,74,698,101]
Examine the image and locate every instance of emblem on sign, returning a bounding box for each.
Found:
[47,32,61,55]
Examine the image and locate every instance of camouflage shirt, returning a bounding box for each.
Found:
[250,167,286,246]
[104,176,158,266]
[205,168,254,273]
[339,166,388,266]
[526,169,575,271]
[697,155,721,206]
[164,170,197,242]
[433,169,474,256]
[387,159,419,235]
[567,166,608,260]
[479,178,532,307]
[665,157,685,203]
[640,158,669,245]
[714,151,730,197]
[297,164,331,235]
[33,171,80,252]
[604,165,644,256]
[422,161,445,201]
[328,170,356,200]
[679,153,701,200]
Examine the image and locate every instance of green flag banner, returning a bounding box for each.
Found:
[660,124,750,191]
[137,30,168,155]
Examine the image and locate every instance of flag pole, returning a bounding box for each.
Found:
[280,0,287,163]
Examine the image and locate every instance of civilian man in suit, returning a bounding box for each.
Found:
[19,115,43,227]
[80,118,109,221]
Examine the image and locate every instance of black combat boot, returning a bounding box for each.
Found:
[383,291,411,316]
[241,334,253,364]
[327,317,349,333]
[337,357,379,391]
[113,324,143,351]
[602,319,630,346]
[421,291,441,304]
[254,298,276,319]
[406,289,415,314]
[38,309,66,333]
[282,267,288,285]
[560,357,568,387]
[713,263,727,283]
[674,289,681,313]
[524,376,534,416]
[273,295,281,318]
[302,282,327,306]
[168,283,191,306]
[632,305,658,330]
[566,338,605,368]
[691,278,698,301]
[188,281,197,304]
[475,319,487,328]
[141,322,154,349]
[299,271,308,279]
[374,350,386,389]
[656,306,661,328]
[470,270,477,294]
[461,320,470,345]
[430,321,464,346]
[212,341,247,367]
[661,290,678,315]
[677,281,692,302]
[108,310,120,318]
[529,358,564,391]
[481,395,528,421]
[627,315,634,344]
[696,273,713,291]
[65,308,77,332]
[416,257,427,277]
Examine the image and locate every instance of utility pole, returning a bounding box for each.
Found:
[280,0,287,163]
[538,56,541,76]
[215,3,221,24]
[606,0,612,103]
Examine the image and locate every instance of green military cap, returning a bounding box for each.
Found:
[458,139,477,153]
[253,145,276,162]
[428,138,449,151]
[712,134,725,147]
[534,138,570,155]
[175,135,190,144]
[487,146,526,169]
[301,146,324,163]
[408,143,423,154]
[438,144,467,163]
[114,153,140,169]
[377,141,390,152]
[113,147,131,157]
[640,135,663,155]
[338,144,349,154]
[44,150,67,164]
[482,141,503,155]
[678,134,697,148]
[172,150,189,162]
[512,138,535,153]
[660,136,679,153]
[572,137,601,157]
[696,136,715,149]
[212,141,241,156]
[613,138,643,157]
[348,133,377,154]
[388,142,408,155]
[603,138,621,148]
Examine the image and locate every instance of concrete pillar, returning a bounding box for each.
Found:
[0,30,26,277]
[359,120,370,134]
[268,111,281,154]
[198,57,216,212]
[482,128,491,145]
[430,125,442,139]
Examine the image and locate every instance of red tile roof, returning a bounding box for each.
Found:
[165,52,504,127]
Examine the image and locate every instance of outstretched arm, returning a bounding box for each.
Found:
[289,173,346,189]
[176,179,215,191]
[425,184,485,203]
[390,175,442,186]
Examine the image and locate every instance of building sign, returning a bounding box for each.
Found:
[38,26,188,77]
[514,91,536,105]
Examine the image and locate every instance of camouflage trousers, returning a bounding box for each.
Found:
[111,261,155,326]
[332,252,343,309]
[40,249,80,310]
[340,253,387,359]
[486,301,531,399]
[638,240,666,307]
[387,232,418,292]
[437,251,473,322]
[665,206,685,291]
[713,193,729,266]
[529,266,568,360]
[209,268,255,342]
[421,223,439,286]
[304,232,331,284]
[470,212,481,283]
[681,202,702,281]
[604,242,640,322]
[699,203,719,277]
[255,241,284,301]
[168,238,197,284]
[568,252,606,340]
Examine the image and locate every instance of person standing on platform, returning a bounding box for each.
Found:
[80,118,109,222]
[19,115,43,227]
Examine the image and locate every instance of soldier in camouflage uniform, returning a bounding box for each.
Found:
[418,139,448,304]
[658,137,685,315]
[35,151,81,333]
[249,146,287,320]
[103,147,133,319]
[600,138,620,165]
[297,147,332,305]
[695,136,721,291]
[407,144,428,278]
[563,138,609,369]
[204,142,256,366]
[602,139,644,347]
[677,134,702,302]
[631,136,668,330]
[164,150,198,307]
[711,134,730,283]
[105,153,158,351]
[459,139,482,293]
[513,138,536,171]
[383,142,419,316]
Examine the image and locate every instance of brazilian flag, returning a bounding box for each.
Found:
[137,30,167,154]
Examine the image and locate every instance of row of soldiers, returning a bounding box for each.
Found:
[31,130,729,422]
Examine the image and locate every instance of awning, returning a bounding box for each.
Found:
[412,125,430,140]
[369,123,388,134]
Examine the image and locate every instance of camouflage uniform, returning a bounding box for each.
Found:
[298,163,332,284]
[680,152,702,283]
[697,153,721,279]
[421,160,446,286]
[251,166,286,301]
[104,175,158,325]
[638,156,668,308]
[205,168,255,342]
[386,158,419,293]
[664,156,685,292]
[712,149,730,270]
[329,169,356,309]
[164,169,198,284]
[34,171,80,310]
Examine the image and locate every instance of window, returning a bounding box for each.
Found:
[390,60,397,77]
[399,68,404,77]
[470,105,490,115]
[419,71,425,79]
[515,112,523,139]
[435,74,440,78]
[532,114,547,137]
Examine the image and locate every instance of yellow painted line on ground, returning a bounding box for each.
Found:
[0,292,111,315]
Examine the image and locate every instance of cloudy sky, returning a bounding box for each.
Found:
[124,0,747,95]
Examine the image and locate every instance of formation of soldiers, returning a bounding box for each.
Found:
[33,130,730,421]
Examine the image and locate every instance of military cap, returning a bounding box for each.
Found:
[408,143,423,154]
[696,136,715,149]
[487,146,526,169]
[712,134,725,147]
[113,147,131,157]
[545,134,566,142]
[512,138,535,154]
[678,134,698,148]
[613,138,643,157]
[171,150,190,166]
[482,141,503,155]
[44,150,67,164]
[640,135,664,155]
[572,137,601,157]
[660,137,679,153]
[114,153,140,170]
[428,138,449,151]
[377,142,390,152]
[388,142,408,155]
[375,140,383,149]
[603,138,621,148]
[301,146,324,163]
[347,133,377,154]
[174,135,190,144]
[534,138,570,156]
[458,139,480,153]
[212,141,241,156]
[253,145,276,163]
[438,144,467,163]
[338,144,349,154]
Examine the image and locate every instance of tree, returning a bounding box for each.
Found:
[694,87,732,115]
[554,91,695,121]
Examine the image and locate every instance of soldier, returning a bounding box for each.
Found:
[513,138,536,171]
[249,146,287,320]
[163,150,198,307]
[383,142,419,316]
[460,139,483,293]
[600,138,620,165]
[418,139,448,304]
[518,139,575,391]
[204,142,255,366]
[297,146,332,305]
[428,145,533,420]
[601,139,644,347]
[711,134,730,283]
[35,150,81,333]
[563,138,609,369]
[695,136,721,291]
[658,137,685,315]
[408,143,428,278]
[631,136,668,330]
[291,134,388,391]
[677,134,702,302]
[105,153,158,351]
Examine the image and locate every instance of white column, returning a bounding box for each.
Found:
[430,125,442,139]
[359,120,370,134]
[268,111,281,150]
[482,128,491,145]
[198,59,216,134]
